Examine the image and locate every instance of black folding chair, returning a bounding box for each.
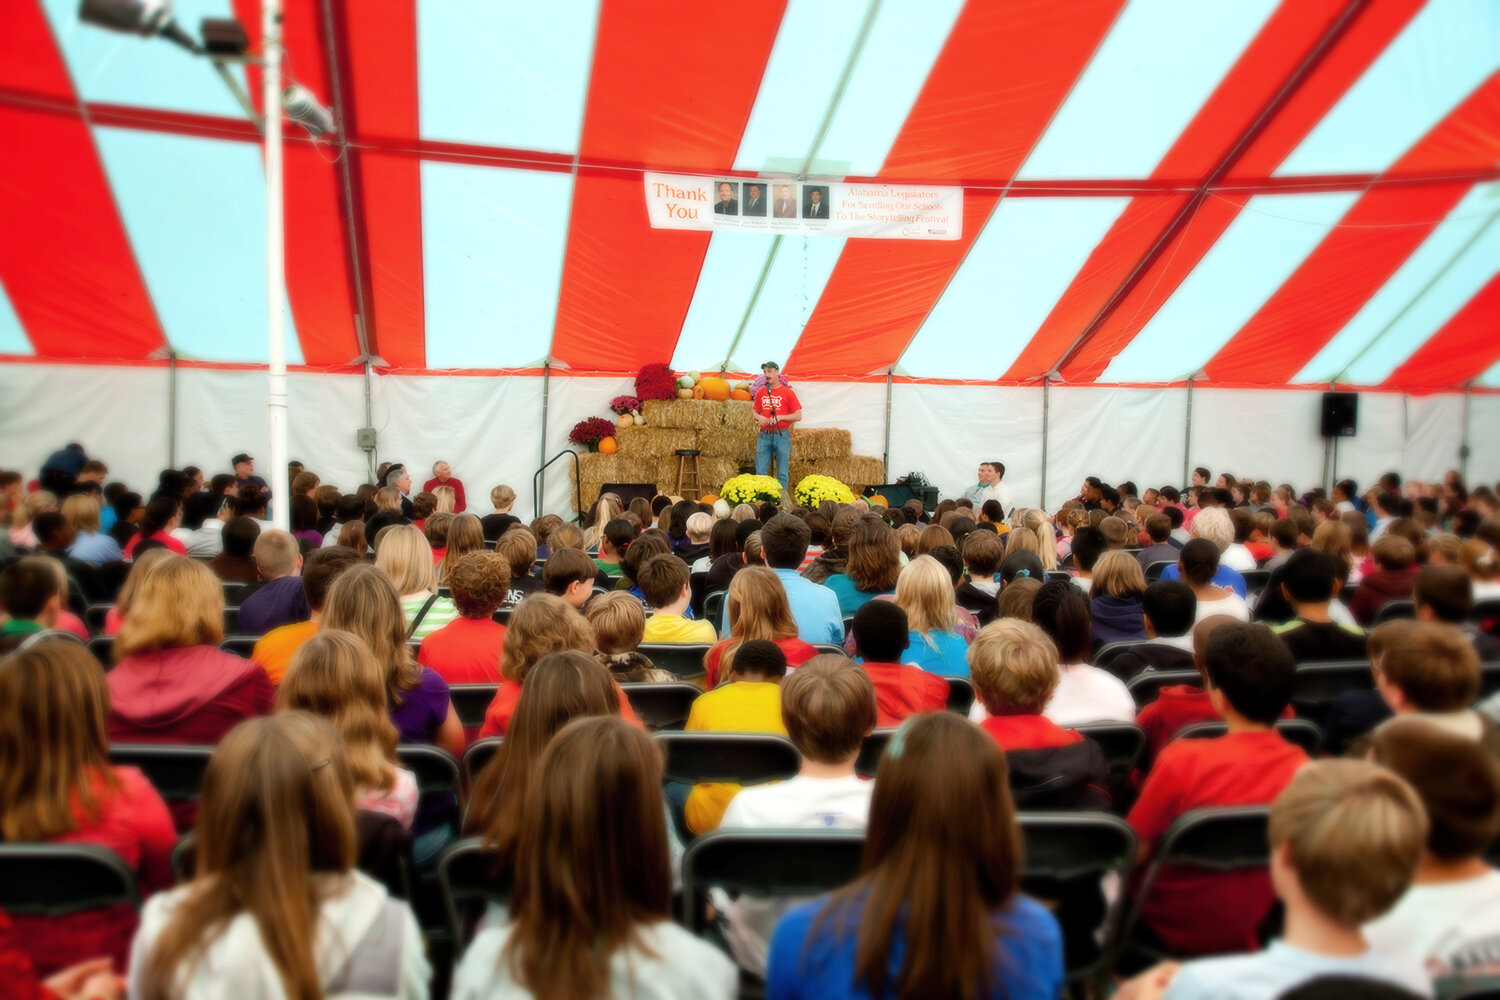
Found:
[218,635,258,658]
[638,642,712,681]
[690,571,710,618]
[1290,659,1375,725]
[1047,570,1073,584]
[813,643,847,657]
[945,675,975,715]
[1144,560,1174,581]
[855,728,896,778]
[1126,669,1202,709]
[110,744,214,830]
[620,681,700,731]
[84,603,113,636]
[704,590,727,630]
[395,745,462,850]
[1095,640,1149,671]
[222,606,239,635]
[1018,812,1137,985]
[680,829,865,931]
[437,837,514,950]
[461,737,502,785]
[1073,723,1147,807]
[88,635,115,668]
[0,842,141,921]
[1177,718,1324,757]
[449,683,499,730]
[1240,569,1271,601]
[1375,599,1417,625]
[653,732,800,785]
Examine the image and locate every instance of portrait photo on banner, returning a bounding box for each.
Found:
[801,185,830,220]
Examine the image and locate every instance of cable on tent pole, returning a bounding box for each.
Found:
[1040,375,1051,512]
[1183,374,1194,489]
[264,0,290,532]
[167,349,178,469]
[882,368,893,476]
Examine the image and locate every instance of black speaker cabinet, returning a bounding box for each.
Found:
[1321,392,1358,437]
[598,482,658,505]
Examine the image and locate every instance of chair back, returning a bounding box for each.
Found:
[0,843,141,916]
[653,732,800,785]
[88,635,115,668]
[437,838,514,950]
[1240,570,1271,600]
[219,635,258,658]
[620,681,699,731]
[1126,670,1202,709]
[680,830,865,932]
[1072,723,1147,780]
[395,744,462,843]
[855,728,896,778]
[1047,570,1073,584]
[1290,660,1374,725]
[1094,640,1148,670]
[1144,560,1174,581]
[703,590,727,629]
[84,603,112,636]
[110,744,214,820]
[1374,599,1417,625]
[462,737,502,785]
[813,643,846,657]
[637,642,711,680]
[1176,719,1323,757]
[449,683,499,730]
[1018,812,1137,984]
[944,675,975,715]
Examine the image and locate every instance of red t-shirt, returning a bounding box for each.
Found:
[479,677,641,739]
[861,661,949,727]
[423,476,467,512]
[122,530,187,559]
[704,636,818,689]
[1127,730,1309,956]
[10,766,176,976]
[981,714,1083,752]
[753,385,801,432]
[419,617,506,685]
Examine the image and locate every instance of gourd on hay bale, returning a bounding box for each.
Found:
[641,398,726,430]
[811,456,886,489]
[791,428,851,461]
[614,425,698,458]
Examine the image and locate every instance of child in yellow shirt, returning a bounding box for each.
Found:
[639,554,717,644]
[683,639,786,834]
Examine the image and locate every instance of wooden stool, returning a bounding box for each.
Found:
[674,449,702,499]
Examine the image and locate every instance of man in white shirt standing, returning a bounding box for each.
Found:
[717,655,877,975]
[963,461,1014,520]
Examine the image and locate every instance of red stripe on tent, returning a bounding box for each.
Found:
[0,5,164,359]
[548,1,787,372]
[338,0,425,368]
[786,0,1125,377]
[1383,274,1500,391]
[1007,0,1420,382]
[232,0,361,366]
[1206,72,1500,383]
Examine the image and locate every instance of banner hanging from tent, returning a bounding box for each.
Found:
[643,172,963,240]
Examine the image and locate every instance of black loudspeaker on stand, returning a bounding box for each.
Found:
[1320,392,1358,438]
[598,482,658,506]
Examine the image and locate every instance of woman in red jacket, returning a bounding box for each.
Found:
[0,637,177,975]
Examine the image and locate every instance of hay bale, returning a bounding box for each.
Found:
[791,427,851,460]
[697,424,758,464]
[573,453,660,511]
[640,398,719,430]
[615,425,698,458]
[718,400,759,434]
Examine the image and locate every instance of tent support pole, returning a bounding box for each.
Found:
[362,357,376,484]
[538,360,551,518]
[167,349,177,469]
[1182,375,1194,487]
[882,369,893,478]
[264,0,289,531]
[1040,376,1050,511]
[1461,385,1473,482]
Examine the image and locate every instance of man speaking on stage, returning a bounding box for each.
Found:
[753,361,801,493]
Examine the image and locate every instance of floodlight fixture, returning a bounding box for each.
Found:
[282,83,336,138]
[78,0,200,53]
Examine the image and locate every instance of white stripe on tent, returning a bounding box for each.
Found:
[1293,185,1500,384]
[724,235,847,373]
[897,197,1132,380]
[1476,358,1500,389]
[41,0,251,119]
[92,126,303,364]
[1016,0,1277,181]
[421,160,574,369]
[0,281,32,356]
[1275,0,1500,177]
[1339,212,1500,386]
[671,232,775,372]
[1100,191,1361,383]
[417,0,599,155]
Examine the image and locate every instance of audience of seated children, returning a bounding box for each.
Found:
[478,594,600,738]
[1414,563,1500,659]
[969,619,1110,810]
[416,551,509,685]
[593,517,633,580]
[235,530,311,636]
[821,516,903,619]
[454,716,735,999]
[277,629,420,830]
[1269,549,1368,661]
[1178,538,1251,623]
[375,525,459,641]
[1089,550,1149,651]
[121,496,186,559]
[1159,511,1249,597]
[129,714,429,999]
[848,600,949,725]
[1364,718,1500,999]
[322,563,464,759]
[891,555,972,677]
[1067,525,1106,593]
[107,557,273,752]
[207,515,260,585]
[539,546,598,612]
[1127,621,1309,957]
[63,492,123,565]
[704,566,818,688]
[250,546,359,685]
[0,637,176,975]
[1136,514,1181,571]
[765,713,1064,1000]
[1350,535,1419,626]
[0,556,62,654]
[1013,580,1133,726]
[638,554,717,643]
[955,529,1005,624]
[717,655,879,975]
[614,528,670,601]
[1121,760,1430,1000]
[683,639,789,836]
[1107,580,1198,680]
[740,514,843,643]
[1263,517,1301,573]
[585,590,673,683]
[496,528,542,610]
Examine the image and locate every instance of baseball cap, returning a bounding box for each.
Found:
[232,453,253,465]
[761,361,780,371]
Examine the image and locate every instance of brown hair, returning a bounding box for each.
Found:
[530,514,564,544]
[322,562,423,705]
[542,547,598,597]
[968,619,1060,715]
[1370,717,1500,861]
[0,638,122,840]
[1270,759,1425,926]
[490,484,516,510]
[961,529,1005,579]
[337,519,368,557]
[116,557,225,657]
[620,529,670,584]
[845,517,901,593]
[496,528,539,578]
[781,655,877,764]
[437,513,486,585]
[995,577,1041,622]
[141,713,357,1000]
[550,522,584,551]
[1370,619,1480,711]
[636,553,689,609]
[585,590,647,655]
[1090,550,1148,600]
[447,551,511,619]
[503,717,669,996]
[502,594,594,684]
[1458,539,1498,583]
[817,713,1021,1000]
[721,565,798,678]
[1373,534,1416,572]
[61,492,102,534]
[915,523,954,556]
[277,630,400,795]
[895,522,921,558]
[467,651,621,854]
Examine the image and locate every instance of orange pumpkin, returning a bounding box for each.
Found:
[700,494,720,505]
[597,436,618,454]
[729,388,752,401]
[692,385,705,399]
[697,376,731,402]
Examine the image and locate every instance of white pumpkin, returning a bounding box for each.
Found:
[632,411,644,425]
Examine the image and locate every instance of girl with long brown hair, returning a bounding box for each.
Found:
[129,713,430,999]
[703,565,817,688]
[823,516,901,618]
[452,716,734,1000]
[764,713,1063,1000]
[436,513,485,586]
[0,637,176,975]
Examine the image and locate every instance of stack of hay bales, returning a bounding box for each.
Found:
[571,399,884,510]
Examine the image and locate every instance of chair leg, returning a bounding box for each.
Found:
[675,455,686,496]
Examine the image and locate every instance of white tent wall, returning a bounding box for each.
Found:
[3,363,1497,515]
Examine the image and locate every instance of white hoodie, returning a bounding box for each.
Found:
[127,870,429,1000]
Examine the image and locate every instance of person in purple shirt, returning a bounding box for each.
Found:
[234,530,311,636]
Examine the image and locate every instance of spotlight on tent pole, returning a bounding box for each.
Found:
[78,0,200,53]
[282,84,336,139]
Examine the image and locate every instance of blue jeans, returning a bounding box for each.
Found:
[756,429,791,491]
